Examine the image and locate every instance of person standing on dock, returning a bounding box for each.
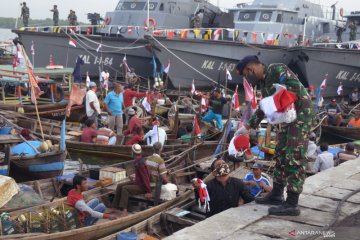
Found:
[349,21,357,41]
[20,2,30,27]
[237,55,314,216]
[50,5,59,26]
[86,82,101,128]
[104,83,124,135]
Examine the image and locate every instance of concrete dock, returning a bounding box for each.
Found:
[165,157,360,240]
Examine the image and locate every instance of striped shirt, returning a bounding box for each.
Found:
[146,154,167,186]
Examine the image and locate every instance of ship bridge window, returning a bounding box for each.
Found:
[120,2,146,10]
[159,3,164,11]
[276,13,283,22]
[145,2,158,11]
[238,11,256,21]
[259,11,272,22]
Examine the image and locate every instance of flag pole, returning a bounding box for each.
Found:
[21,45,44,140]
[65,44,70,68]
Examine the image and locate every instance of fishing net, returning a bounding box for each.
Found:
[1,204,81,235]
[2,184,45,210]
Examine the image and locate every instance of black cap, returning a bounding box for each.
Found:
[346,143,355,151]
[236,55,259,75]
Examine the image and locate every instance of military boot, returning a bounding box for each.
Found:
[268,192,300,216]
[255,183,284,205]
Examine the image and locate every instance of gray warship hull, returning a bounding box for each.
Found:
[147,37,294,89]
[14,30,153,80]
[289,47,360,97]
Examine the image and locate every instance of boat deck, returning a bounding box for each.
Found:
[166,157,360,240]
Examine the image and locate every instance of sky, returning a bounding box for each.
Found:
[0,0,358,23]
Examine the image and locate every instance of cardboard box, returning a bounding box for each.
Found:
[99,167,127,183]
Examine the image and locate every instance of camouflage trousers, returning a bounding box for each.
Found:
[273,122,309,194]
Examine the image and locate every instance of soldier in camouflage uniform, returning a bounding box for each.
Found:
[236,55,314,216]
[50,5,59,26]
[349,21,357,41]
[21,2,30,27]
[68,10,77,26]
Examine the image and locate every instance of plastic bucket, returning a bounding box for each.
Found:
[117,232,138,240]
[0,127,12,135]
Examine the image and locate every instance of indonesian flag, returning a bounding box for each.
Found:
[191,178,210,211]
[66,83,86,117]
[320,75,327,90]
[213,28,222,40]
[26,66,44,104]
[226,67,232,81]
[163,61,170,74]
[232,85,240,111]
[243,77,254,102]
[12,55,20,68]
[69,37,77,47]
[337,84,343,96]
[96,44,102,52]
[142,94,151,112]
[30,41,35,56]
[191,79,196,94]
[128,26,132,35]
[121,55,130,73]
[259,88,298,124]
[200,95,207,113]
[194,116,201,136]
[266,33,274,45]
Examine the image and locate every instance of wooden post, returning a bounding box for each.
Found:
[172,105,179,138]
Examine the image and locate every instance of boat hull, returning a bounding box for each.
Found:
[13,30,153,80]
[322,125,360,141]
[9,150,67,182]
[148,37,293,89]
[288,47,360,97]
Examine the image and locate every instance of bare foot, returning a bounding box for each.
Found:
[120,209,128,218]
[105,208,117,214]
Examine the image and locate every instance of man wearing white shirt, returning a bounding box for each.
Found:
[307,132,318,160]
[312,143,334,173]
[144,123,167,146]
[86,82,101,128]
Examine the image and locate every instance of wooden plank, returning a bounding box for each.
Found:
[243,217,320,239]
[276,208,335,227]
[331,179,360,191]
[314,186,360,204]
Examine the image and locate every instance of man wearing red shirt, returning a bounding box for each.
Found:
[111,144,151,217]
[67,175,116,226]
[123,108,141,135]
[80,119,97,143]
[123,84,147,108]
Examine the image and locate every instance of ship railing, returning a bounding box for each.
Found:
[312,40,360,49]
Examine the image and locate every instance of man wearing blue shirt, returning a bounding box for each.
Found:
[104,83,124,134]
[243,163,272,197]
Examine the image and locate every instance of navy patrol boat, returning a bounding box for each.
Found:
[13,0,223,80]
[147,0,354,95]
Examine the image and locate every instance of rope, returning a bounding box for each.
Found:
[348,102,360,115]
[149,34,219,86]
[75,33,146,51]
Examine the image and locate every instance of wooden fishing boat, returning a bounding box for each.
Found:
[1,150,200,240]
[321,125,360,141]
[1,111,219,163]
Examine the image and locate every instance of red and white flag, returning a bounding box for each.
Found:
[259,88,297,118]
[232,85,240,111]
[337,84,343,96]
[194,115,201,136]
[226,67,232,81]
[320,74,327,90]
[142,94,151,112]
[266,33,274,45]
[69,37,77,47]
[163,61,170,74]
[128,26,132,35]
[213,28,222,40]
[121,55,130,73]
[243,77,254,102]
